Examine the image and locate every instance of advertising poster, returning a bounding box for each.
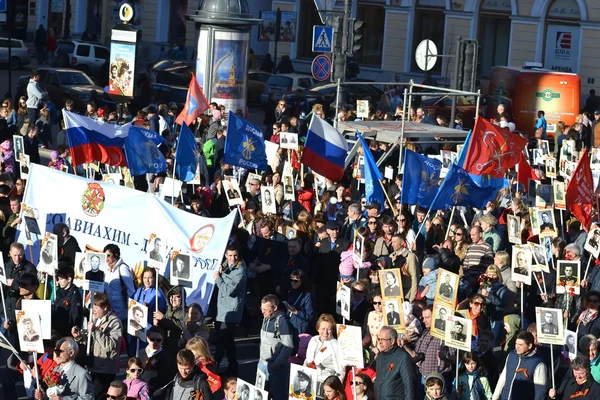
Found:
[211,31,249,113]
[259,11,297,42]
[544,24,580,74]
[108,41,136,98]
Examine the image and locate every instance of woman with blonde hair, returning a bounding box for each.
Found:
[479,214,501,253]
[480,264,510,345]
[304,314,344,385]
[185,336,222,392]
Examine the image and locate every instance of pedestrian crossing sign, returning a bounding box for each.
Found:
[312,25,334,53]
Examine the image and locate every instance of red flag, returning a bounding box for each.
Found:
[463,117,528,178]
[175,74,209,126]
[566,148,594,231]
[517,152,539,192]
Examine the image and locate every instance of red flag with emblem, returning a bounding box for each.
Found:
[176,74,209,127]
[463,117,529,178]
[517,152,539,192]
[566,148,593,231]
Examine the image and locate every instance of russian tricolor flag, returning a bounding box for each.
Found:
[301,115,348,182]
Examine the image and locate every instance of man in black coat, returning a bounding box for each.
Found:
[316,221,350,314]
[137,326,175,397]
[52,264,84,337]
[374,326,417,400]
[4,242,36,300]
[318,221,350,255]
[53,223,81,265]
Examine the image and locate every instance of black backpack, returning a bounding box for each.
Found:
[274,314,300,355]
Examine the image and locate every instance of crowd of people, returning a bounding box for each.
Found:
[0,63,598,400]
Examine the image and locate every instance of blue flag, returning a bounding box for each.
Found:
[401,149,442,208]
[224,112,267,171]
[175,122,198,182]
[429,163,496,211]
[357,132,385,208]
[123,126,167,175]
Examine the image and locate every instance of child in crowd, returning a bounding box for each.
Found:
[160,349,212,400]
[223,377,237,400]
[418,257,439,304]
[425,373,450,400]
[454,352,492,400]
[123,357,151,400]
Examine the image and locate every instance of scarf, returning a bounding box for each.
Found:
[469,310,479,337]
[578,309,598,326]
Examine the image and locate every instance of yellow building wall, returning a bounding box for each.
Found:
[382,12,408,72]
[508,22,537,67]
[579,28,600,96]
[518,0,536,17]
[587,2,600,21]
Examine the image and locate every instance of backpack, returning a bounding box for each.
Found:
[274,314,300,355]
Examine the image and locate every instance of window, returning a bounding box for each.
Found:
[354,4,385,67]
[297,0,323,59]
[94,47,109,60]
[298,78,314,88]
[48,72,60,86]
[477,16,510,78]
[76,45,90,57]
[411,9,445,73]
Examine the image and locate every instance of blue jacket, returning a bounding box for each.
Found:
[484,281,509,321]
[132,286,167,327]
[498,349,547,400]
[215,260,247,324]
[286,290,314,334]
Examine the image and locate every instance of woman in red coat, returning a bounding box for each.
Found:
[297,174,315,214]
[47,27,57,64]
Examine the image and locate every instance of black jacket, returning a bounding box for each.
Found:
[156,366,211,400]
[58,236,81,265]
[4,259,36,299]
[52,284,84,336]
[374,346,417,400]
[555,369,600,400]
[138,348,175,396]
[318,238,350,255]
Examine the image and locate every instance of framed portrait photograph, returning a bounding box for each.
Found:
[127,299,148,342]
[236,379,256,400]
[383,298,405,333]
[16,310,44,353]
[170,252,192,286]
[283,174,295,201]
[538,139,550,156]
[13,135,24,163]
[532,148,543,166]
[507,215,521,245]
[430,301,452,341]
[545,157,556,178]
[585,224,600,259]
[537,209,558,238]
[379,268,403,299]
[289,364,317,400]
[535,184,553,208]
[21,299,51,340]
[553,181,566,209]
[255,369,266,390]
[335,283,351,321]
[529,207,540,235]
[353,229,365,267]
[85,251,107,284]
[37,233,58,275]
[337,324,364,369]
[591,148,600,170]
[564,329,577,360]
[0,255,5,285]
[434,269,458,306]
[556,260,580,295]
[535,306,564,345]
[444,315,472,352]
[511,245,532,285]
[224,179,244,207]
[146,234,168,273]
[529,242,549,273]
[19,153,30,179]
[261,186,277,214]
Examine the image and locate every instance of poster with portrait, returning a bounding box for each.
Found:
[255,369,267,391]
[283,175,295,201]
[553,181,566,209]
[170,252,193,287]
[529,207,540,235]
[592,148,600,170]
[556,260,580,295]
[289,363,317,400]
[73,252,86,288]
[356,100,369,119]
[127,299,148,342]
[535,184,553,208]
[434,269,458,307]
[379,268,403,299]
[335,283,351,321]
[13,135,24,163]
[284,227,297,240]
[560,140,575,170]
[261,187,277,214]
[430,301,453,341]
[545,157,557,178]
[19,153,30,179]
[236,379,260,400]
[146,233,168,272]
[85,251,107,286]
[532,149,543,167]
[16,310,44,353]
[444,315,472,352]
[530,243,549,273]
[586,224,600,259]
[21,300,51,340]
[535,307,564,345]
[383,297,405,333]
[37,233,58,275]
[280,133,298,150]
[538,139,550,156]
[223,180,244,207]
[537,209,558,238]
[336,324,364,368]
[107,42,136,98]
[564,329,577,360]
[511,245,532,285]
[258,11,297,42]
[159,177,182,202]
[507,215,521,245]
[19,203,46,246]
[353,229,365,267]
[105,164,122,175]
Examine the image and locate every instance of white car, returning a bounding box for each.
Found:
[260,73,316,103]
[0,38,31,69]
[54,40,110,77]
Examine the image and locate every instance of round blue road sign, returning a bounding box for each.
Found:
[311,55,332,82]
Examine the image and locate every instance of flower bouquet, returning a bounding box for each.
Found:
[45,371,64,397]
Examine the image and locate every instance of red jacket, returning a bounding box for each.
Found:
[297,188,314,213]
[17,352,58,389]
[344,366,376,400]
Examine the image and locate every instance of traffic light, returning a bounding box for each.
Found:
[348,18,365,55]
[457,40,478,92]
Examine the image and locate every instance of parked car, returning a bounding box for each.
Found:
[0,38,31,69]
[151,59,193,86]
[247,70,271,105]
[53,40,110,78]
[261,73,316,103]
[421,95,480,129]
[15,74,29,104]
[36,68,104,110]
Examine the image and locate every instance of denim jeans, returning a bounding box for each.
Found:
[258,360,290,400]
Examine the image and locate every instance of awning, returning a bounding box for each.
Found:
[337,120,469,144]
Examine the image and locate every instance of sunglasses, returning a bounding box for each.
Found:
[129,368,143,373]
[290,279,300,283]
[368,221,377,225]
[352,289,363,293]
[54,348,64,355]
[372,301,382,305]
[147,337,163,343]
[106,395,125,400]
[472,302,484,307]
[352,381,364,386]
[399,218,406,222]
[455,232,463,236]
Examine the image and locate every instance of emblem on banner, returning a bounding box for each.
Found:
[81,183,106,217]
[189,224,215,253]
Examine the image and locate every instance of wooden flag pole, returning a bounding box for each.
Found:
[86,292,94,356]
[379,180,398,217]
[445,207,456,240]
[583,256,593,281]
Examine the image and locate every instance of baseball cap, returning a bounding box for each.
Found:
[326,220,340,230]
